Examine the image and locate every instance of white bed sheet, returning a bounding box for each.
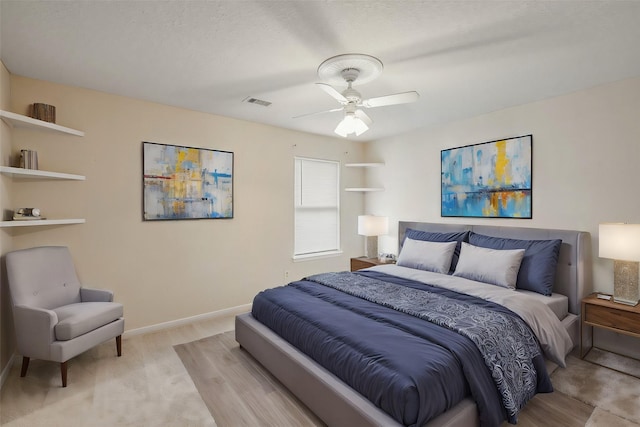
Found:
[517,290,568,321]
[365,264,574,367]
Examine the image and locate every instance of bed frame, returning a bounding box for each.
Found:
[236,222,592,427]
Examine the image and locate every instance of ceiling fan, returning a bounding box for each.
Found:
[295,54,420,137]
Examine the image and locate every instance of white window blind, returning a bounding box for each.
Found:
[294,157,340,257]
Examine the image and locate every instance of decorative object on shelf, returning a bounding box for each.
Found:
[19,149,38,170]
[358,215,388,258]
[441,134,532,218]
[12,208,44,221]
[599,223,640,306]
[143,142,234,220]
[378,252,397,263]
[29,103,56,123]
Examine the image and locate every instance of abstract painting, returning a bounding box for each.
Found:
[143,142,233,220]
[441,135,532,218]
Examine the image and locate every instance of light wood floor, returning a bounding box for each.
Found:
[1,311,639,427]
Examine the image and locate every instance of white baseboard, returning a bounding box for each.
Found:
[123,303,252,338]
[0,353,17,391]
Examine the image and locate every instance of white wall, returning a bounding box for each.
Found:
[3,75,366,338]
[0,61,15,376]
[365,75,640,357]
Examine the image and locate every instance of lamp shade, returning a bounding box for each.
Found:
[358,215,388,237]
[335,113,369,137]
[599,223,640,261]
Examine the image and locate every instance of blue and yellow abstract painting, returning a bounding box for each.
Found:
[441,135,532,218]
[143,142,233,220]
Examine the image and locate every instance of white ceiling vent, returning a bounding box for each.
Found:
[243,97,272,107]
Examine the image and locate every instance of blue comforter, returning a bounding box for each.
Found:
[251,270,552,427]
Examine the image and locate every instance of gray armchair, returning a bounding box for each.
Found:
[6,246,124,387]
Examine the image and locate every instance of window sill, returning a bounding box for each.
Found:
[293,250,343,262]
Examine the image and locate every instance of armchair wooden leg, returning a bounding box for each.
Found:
[116,335,122,357]
[61,361,68,387]
[20,357,30,377]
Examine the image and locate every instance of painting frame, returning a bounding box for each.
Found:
[441,135,532,219]
[142,141,234,221]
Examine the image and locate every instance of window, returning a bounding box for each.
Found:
[294,157,341,258]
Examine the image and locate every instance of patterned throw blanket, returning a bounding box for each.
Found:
[306,271,542,420]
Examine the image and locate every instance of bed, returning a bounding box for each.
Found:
[235,222,592,427]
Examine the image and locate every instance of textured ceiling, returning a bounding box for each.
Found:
[2,1,640,141]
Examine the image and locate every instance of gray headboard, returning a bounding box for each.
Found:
[398,222,592,315]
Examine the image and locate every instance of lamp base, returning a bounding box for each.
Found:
[613,297,639,307]
[364,236,378,259]
[613,260,639,306]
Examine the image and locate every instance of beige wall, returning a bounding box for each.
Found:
[4,68,639,375]
[0,62,14,377]
[365,75,640,357]
[0,75,366,374]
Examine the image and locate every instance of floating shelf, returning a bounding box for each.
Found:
[344,188,384,192]
[0,219,86,228]
[0,110,84,137]
[344,163,384,168]
[0,166,85,181]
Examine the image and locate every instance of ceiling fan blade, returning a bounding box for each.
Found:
[362,91,420,108]
[355,109,373,126]
[316,83,347,103]
[293,107,343,119]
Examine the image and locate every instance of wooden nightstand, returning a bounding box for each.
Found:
[350,257,394,272]
[580,293,640,358]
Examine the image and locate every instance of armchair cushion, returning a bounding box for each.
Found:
[80,288,114,302]
[53,302,123,341]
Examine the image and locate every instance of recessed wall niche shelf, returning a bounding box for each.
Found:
[0,110,84,137]
[0,110,86,228]
[344,162,384,192]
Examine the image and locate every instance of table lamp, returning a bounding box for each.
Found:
[599,223,640,306]
[358,215,388,259]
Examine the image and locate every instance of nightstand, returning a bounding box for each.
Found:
[580,293,640,358]
[350,257,394,272]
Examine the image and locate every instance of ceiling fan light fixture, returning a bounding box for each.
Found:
[297,53,418,137]
[334,113,369,138]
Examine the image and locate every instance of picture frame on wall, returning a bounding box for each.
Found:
[441,134,532,218]
[142,141,234,220]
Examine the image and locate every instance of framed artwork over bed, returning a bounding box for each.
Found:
[441,134,532,218]
[142,141,234,220]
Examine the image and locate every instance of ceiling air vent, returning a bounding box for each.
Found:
[243,97,272,107]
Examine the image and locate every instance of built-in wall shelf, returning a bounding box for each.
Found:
[344,162,384,192]
[344,162,384,168]
[0,110,85,137]
[344,187,384,192]
[1,109,86,232]
[0,219,86,228]
[0,166,85,181]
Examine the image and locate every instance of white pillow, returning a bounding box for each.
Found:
[453,242,525,289]
[397,238,457,274]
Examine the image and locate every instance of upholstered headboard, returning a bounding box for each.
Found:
[398,222,592,315]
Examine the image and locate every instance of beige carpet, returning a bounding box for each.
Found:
[176,332,640,427]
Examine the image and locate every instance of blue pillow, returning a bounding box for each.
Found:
[404,229,470,274]
[468,232,562,296]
